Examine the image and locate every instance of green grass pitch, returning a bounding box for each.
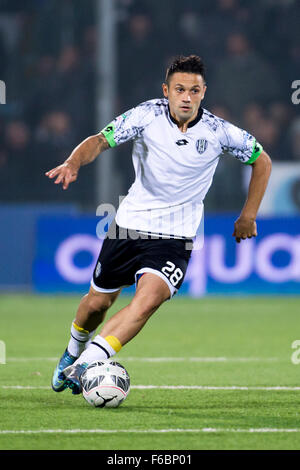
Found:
[0,294,300,450]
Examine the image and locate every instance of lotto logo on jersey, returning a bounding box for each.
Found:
[196,138,208,154]
[175,139,189,146]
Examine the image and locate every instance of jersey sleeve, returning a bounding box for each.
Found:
[100,102,155,148]
[220,120,263,165]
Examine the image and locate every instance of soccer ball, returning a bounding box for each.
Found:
[81,360,130,408]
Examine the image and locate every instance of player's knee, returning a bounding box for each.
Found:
[86,292,113,315]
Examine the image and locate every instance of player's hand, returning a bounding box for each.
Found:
[232,216,257,243]
[45,162,79,190]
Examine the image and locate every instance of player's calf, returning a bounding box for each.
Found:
[73,287,120,332]
[52,289,120,393]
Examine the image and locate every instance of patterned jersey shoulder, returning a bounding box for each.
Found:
[136,97,168,114]
[101,98,167,147]
[201,108,260,164]
[201,109,229,138]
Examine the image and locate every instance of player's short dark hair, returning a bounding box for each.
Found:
[165,55,206,85]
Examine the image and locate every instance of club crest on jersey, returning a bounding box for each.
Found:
[95,261,102,278]
[196,138,208,154]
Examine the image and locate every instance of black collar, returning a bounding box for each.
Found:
[168,105,203,128]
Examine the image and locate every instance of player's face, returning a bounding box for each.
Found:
[162,73,206,124]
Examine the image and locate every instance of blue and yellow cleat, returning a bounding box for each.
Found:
[61,362,88,395]
[51,349,77,392]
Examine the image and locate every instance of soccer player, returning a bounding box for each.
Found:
[46,55,271,394]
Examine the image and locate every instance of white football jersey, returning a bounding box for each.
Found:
[101,98,263,238]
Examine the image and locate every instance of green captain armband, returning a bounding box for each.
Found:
[101,122,117,147]
[245,140,263,165]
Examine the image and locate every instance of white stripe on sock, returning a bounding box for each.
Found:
[74,336,116,365]
[67,323,95,358]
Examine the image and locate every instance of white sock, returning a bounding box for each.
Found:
[74,335,121,365]
[67,321,96,358]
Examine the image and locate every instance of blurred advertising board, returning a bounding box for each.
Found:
[0,204,78,290]
[33,215,300,296]
[243,162,300,216]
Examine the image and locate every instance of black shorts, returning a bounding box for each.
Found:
[91,223,193,298]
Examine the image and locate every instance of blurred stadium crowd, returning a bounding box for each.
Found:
[0,0,299,210]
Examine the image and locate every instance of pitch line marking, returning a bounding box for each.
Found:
[123,357,279,363]
[6,356,280,363]
[2,385,300,391]
[1,428,300,435]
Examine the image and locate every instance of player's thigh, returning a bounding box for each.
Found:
[92,229,139,292]
[137,238,193,298]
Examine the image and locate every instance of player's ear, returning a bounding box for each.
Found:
[162,82,168,98]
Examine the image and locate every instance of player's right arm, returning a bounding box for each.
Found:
[45,132,110,190]
[46,100,155,190]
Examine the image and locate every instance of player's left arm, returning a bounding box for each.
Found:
[233,150,272,243]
